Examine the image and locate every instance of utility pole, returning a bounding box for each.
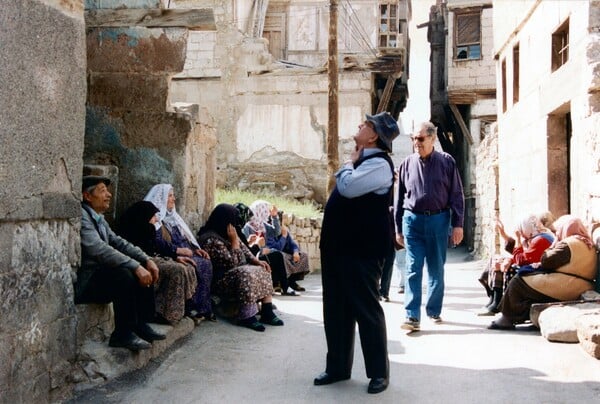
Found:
[327,0,339,195]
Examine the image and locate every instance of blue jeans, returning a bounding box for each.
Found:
[402,210,450,321]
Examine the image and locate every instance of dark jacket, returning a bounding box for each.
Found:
[76,204,149,300]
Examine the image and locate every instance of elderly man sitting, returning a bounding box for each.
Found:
[74,175,165,351]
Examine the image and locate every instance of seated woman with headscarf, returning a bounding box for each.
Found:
[144,184,215,321]
[488,215,597,330]
[197,203,284,332]
[478,213,555,315]
[118,201,197,324]
[242,200,310,294]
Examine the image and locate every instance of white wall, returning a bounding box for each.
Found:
[494,0,600,223]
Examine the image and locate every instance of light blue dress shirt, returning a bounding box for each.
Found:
[335,148,393,198]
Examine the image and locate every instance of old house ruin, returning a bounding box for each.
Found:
[168,0,411,204]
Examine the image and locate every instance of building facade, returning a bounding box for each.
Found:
[169,0,411,204]
[493,0,600,230]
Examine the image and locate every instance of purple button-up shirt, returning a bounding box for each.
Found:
[395,149,464,232]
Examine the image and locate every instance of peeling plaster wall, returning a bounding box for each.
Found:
[493,0,600,224]
[85,22,217,229]
[168,0,392,204]
[0,1,85,401]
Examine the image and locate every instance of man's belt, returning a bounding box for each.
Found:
[409,208,448,216]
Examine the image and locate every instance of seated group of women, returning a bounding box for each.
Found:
[118,185,309,332]
[482,213,598,330]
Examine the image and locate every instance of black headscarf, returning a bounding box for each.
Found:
[117,201,159,255]
[197,203,251,248]
[234,202,253,227]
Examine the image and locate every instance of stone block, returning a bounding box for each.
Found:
[538,302,600,343]
[73,318,195,392]
[576,312,600,359]
[87,27,187,74]
[88,73,170,113]
[42,193,81,219]
[76,304,114,344]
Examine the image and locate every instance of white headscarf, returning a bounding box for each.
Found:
[143,184,200,248]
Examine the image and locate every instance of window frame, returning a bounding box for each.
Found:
[454,10,482,61]
[378,2,400,49]
[551,18,569,72]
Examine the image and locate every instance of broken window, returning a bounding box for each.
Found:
[551,19,569,72]
[379,2,399,48]
[455,11,481,60]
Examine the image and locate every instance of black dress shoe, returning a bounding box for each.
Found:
[135,323,167,342]
[367,377,389,394]
[108,332,151,351]
[313,372,351,386]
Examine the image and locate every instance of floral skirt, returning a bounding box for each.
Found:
[215,264,273,319]
[281,250,310,279]
[154,257,197,323]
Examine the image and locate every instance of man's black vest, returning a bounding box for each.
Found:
[319,152,395,259]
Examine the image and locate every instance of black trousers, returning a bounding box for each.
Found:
[259,251,290,290]
[75,266,155,337]
[379,248,396,298]
[320,251,389,379]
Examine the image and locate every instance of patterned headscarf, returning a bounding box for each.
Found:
[552,214,593,249]
[518,214,543,240]
[247,200,271,234]
[143,184,200,248]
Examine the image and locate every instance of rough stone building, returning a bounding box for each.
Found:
[168,0,411,204]
[1,0,218,401]
[84,0,218,231]
[426,0,497,254]
[1,1,86,402]
[493,0,600,232]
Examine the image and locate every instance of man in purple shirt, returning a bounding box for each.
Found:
[395,122,464,331]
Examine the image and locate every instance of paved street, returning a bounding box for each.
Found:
[71,247,600,403]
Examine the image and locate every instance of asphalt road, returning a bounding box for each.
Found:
[70,247,600,403]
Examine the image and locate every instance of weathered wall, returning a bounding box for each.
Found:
[85,20,217,229]
[493,0,600,224]
[474,123,499,258]
[447,2,495,92]
[0,1,86,402]
[168,0,410,205]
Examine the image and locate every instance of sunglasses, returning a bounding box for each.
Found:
[410,135,430,142]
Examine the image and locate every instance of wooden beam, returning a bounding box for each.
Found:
[376,72,402,114]
[327,0,339,195]
[449,103,474,145]
[85,8,216,30]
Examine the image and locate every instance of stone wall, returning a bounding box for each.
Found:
[84,6,217,230]
[0,1,86,402]
[473,123,499,258]
[281,213,323,271]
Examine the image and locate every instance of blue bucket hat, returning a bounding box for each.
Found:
[365,112,400,152]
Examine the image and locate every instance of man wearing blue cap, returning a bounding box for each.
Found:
[315,112,398,394]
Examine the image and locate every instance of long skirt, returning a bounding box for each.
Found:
[500,275,559,324]
[153,257,197,323]
[214,264,273,320]
[187,255,214,315]
[281,250,310,279]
